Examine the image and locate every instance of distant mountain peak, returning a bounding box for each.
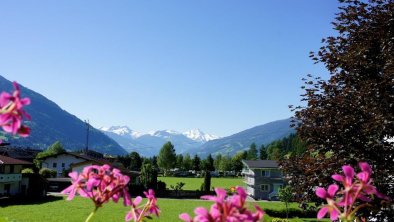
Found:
[183,129,220,142]
[100,126,143,139]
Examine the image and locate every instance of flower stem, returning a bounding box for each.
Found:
[85,207,99,222]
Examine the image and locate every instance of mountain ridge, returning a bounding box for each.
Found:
[101,119,294,157]
[100,126,219,156]
[0,75,127,155]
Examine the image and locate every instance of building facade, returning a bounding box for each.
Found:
[242,160,284,200]
[0,155,33,196]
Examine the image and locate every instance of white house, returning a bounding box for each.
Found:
[40,152,93,177]
[0,155,32,196]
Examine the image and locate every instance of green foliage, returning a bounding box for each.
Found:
[157,142,176,176]
[46,141,66,154]
[266,134,306,160]
[192,154,201,172]
[182,154,192,171]
[176,154,183,169]
[157,180,166,191]
[203,171,211,192]
[21,168,34,174]
[39,168,57,178]
[128,151,142,171]
[231,151,245,172]
[140,163,158,190]
[34,141,66,168]
[170,182,185,197]
[279,186,294,203]
[214,154,222,171]
[272,219,290,222]
[218,155,232,172]
[200,154,215,171]
[279,186,294,219]
[247,143,258,160]
[259,144,267,160]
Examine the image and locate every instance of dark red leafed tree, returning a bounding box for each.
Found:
[282,0,394,219]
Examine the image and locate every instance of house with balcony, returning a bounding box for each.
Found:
[242,160,284,200]
[0,154,33,196]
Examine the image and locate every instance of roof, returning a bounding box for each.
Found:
[70,159,113,168]
[70,160,140,176]
[242,160,279,169]
[0,154,33,165]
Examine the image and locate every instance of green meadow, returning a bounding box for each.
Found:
[0,196,327,222]
[158,176,244,190]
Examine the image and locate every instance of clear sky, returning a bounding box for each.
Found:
[0,1,339,137]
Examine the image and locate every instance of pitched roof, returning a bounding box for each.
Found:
[0,154,33,165]
[242,160,279,169]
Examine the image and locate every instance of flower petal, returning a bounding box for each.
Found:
[179,213,193,222]
[342,165,354,178]
[327,184,338,197]
[330,208,339,221]
[317,207,328,219]
[315,187,327,199]
[359,162,372,175]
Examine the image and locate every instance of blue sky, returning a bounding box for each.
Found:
[0,1,339,137]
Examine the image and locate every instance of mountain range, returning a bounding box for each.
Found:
[1,74,295,157]
[0,75,127,155]
[99,127,219,156]
[100,118,295,157]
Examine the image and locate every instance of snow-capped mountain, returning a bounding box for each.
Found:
[100,126,220,156]
[183,129,220,142]
[99,126,143,139]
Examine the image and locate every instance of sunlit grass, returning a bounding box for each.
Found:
[158,176,244,190]
[0,196,328,222]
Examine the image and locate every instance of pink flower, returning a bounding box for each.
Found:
[180,186,264,222]
[61,165,131,208]
[316,162,391,221]
[125,189,160,222]
[0,81,31,137]
[316,184,340,220]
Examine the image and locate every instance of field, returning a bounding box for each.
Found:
[158,176,244,190]
[0,196,327,222]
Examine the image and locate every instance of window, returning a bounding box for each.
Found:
[261,170,270,177]
[10,165,14,173]
[62,163,65,168]
[53,163,57,168]
[260,184,269,192]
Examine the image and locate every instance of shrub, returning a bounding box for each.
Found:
[157,180,166,191]
[264,208,316,218]
[271,218,290,222]
[39,168,57,178]
[21,168,34,174]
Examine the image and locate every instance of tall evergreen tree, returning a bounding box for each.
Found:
[176,154,184,169]
[247,143,258,160]
[157,142,176,176]
[140,162,158,190]
[259,144,267,160]
[192,154,201,172]
[182,154,192,171]
[129,151,142,171]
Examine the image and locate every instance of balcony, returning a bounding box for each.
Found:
[0,174,22,183]
[243,177,255,186]
[241,169,254,176]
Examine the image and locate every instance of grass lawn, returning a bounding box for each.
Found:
[158,176,244,190]
[0,196,328,222]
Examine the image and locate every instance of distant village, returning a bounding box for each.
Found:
[0,142,284,201]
